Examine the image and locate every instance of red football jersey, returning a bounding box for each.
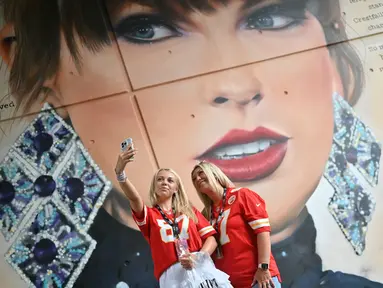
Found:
[211,187,281,287]
[132,205,216,280]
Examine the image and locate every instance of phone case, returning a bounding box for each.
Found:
[175,238,190,259]
[121,138,133,152]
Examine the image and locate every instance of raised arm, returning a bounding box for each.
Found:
[114,146,144,215]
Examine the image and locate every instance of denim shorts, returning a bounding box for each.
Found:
[252,276,281,288]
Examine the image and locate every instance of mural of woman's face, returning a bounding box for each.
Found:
[112,1,336,232]
[1,0,338,232]
[61,0,338,232]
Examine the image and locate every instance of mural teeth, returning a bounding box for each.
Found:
[213,140,275,158]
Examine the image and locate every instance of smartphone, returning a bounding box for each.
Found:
[121,138,134,152]
[175,238,190,259]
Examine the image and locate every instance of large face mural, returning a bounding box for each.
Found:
[0,0,382,287]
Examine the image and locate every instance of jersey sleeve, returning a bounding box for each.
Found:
[193,208,216,240]
[239,188,271,234]
[131,205,151,239]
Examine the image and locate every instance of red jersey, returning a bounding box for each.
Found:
[132,205,216,280]
[210,187,281,287]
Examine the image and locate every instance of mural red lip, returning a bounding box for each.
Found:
[197,127,289,182]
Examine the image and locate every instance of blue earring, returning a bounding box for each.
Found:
[324,93,381,255]
[5,199,97,288]
[0,103,112,287]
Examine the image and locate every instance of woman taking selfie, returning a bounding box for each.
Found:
[192,161,281,288]
[115,145,232,287]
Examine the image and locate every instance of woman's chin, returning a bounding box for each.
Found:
[156,192,171,201]
[197,185,210,195]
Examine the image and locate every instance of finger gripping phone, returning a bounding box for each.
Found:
[121,138,134,152]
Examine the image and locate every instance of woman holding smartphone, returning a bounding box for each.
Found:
[114,144,232,287]
[191,161,281,288]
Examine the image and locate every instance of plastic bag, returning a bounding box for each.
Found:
[159,252,233,288]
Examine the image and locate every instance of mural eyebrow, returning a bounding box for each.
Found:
[240,0,309,11]
[240,0,264,11]
[108,0,232,23]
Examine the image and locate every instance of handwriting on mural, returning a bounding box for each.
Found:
[348,1,383,32]
[0,101,15,111]
[367,43,383,72]
[0,101,16,122]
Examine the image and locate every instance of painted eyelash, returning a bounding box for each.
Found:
[114,13,181,44]
[115,13,171,28]
[2,36,16,44]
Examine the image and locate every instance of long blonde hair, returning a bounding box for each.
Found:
[149,168,197,222]
[191,162,234,219]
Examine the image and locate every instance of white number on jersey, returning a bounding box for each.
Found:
[157,215,190,243]
[219,209,231,245]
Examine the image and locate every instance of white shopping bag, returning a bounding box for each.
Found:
[159,252,233,288]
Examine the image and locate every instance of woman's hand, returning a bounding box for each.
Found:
[252,269,275,288]
[114,145,143,214]
[115,145,137,174]
[179,253,197,270]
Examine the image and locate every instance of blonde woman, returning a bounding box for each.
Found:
[115,146,232,287]
[191,162,281,288]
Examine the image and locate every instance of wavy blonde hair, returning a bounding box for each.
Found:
[149,168,197,223]
[191,162,234,219]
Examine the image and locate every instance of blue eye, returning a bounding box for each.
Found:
[241,4,307,31]
[244,14,295,30]
[114,14,181,44]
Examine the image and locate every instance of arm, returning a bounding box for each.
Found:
[195,209,217,255]
[254,232,275,288]
[200,236,217,255]
[115,146,144,215]
[240,189,275,287]
[240,189,271,248]
[118,178,144,215]
[257,232,271,265]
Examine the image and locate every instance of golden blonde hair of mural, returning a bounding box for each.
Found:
[191,162,234,219]
[149,168,197,222]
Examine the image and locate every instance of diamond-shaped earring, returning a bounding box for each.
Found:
[0,103,112,287]
[5,199,96,288]
[324,93,381,255]
[0,103,111,240]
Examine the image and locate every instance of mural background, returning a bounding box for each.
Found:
[0,0,382,287]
